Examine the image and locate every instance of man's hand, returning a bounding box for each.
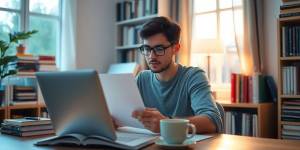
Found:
[111,116,119,129]
[132,108,168,133]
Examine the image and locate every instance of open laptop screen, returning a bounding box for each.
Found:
[36,70,116,140]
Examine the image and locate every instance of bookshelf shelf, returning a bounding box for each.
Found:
[218,101,275,138]
[116,14,158,26]
[280,57,300,61]
[116,44,142,51]
[219,101,274,109]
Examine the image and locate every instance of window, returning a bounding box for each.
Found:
[191,0,243,92]
[0,0,61,56]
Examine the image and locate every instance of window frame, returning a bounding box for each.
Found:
[192,0,243,93]
[193,0,243,47]
[0,0,62,61]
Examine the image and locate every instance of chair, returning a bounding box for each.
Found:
[215,102,225,133]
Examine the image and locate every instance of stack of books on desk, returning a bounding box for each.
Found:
[0,117,54,137]
[38,56,57,72]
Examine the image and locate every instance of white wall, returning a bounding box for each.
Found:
[76,0,116,73]
[262,0,281,84]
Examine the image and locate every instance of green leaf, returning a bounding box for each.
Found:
[10,30,38,44]
[2,70,17,79]
[0,56,17,66]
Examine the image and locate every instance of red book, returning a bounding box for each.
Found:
[248,76,253,103]
[231,73,237,103]
[243,76,249,103]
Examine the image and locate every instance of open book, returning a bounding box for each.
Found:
[36,127,158,150]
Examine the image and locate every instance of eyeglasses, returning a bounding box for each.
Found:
[139,43,173,56]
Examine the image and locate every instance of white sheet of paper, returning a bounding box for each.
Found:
[99,73,145,129]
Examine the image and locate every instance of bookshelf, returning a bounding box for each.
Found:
[115,0,170,69]
[277,14,300,139]
[219,101,275,138]
[0,55,55,122]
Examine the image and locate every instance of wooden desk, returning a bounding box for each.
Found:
[0,134,299,150]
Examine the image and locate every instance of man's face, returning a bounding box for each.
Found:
[142,33,177,73]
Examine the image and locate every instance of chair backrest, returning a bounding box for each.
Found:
[215,102,225,133]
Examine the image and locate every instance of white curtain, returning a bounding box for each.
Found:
[234,0,264,75]
[170,0,193,66]
[59,0,77,70]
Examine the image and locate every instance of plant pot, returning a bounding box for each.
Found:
[17,44,26,55]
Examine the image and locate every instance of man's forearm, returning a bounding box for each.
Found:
[186,115,217,134]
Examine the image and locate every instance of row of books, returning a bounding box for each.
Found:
[116,0,158,21]
[9,55,56,77]
[225,111,258,137]
[282,124,300,140]
[1,117,54,137]
[282,25,300,57]
[279,0,300,18]
[282,99,300,122]
[3,85,37,106]
[230,73,276,103]
[122,25,143,46]
[282,65,300,95]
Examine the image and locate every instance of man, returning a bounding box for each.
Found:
[132,17,223,134]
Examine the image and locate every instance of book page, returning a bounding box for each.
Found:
[36,134,84,146]
[99,74,145,128]
[117,126,158,136]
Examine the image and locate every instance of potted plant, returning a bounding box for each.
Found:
[0,30,38,105]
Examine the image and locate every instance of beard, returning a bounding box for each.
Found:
[148,60,172,73]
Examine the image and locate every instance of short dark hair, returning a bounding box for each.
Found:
[139,16,181,44]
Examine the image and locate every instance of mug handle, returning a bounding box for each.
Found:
[186,123,196,139]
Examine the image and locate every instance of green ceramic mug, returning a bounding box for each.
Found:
[160,119,196,144]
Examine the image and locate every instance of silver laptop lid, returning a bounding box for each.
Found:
[36,70,116,140]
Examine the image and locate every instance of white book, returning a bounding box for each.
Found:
[283,125,300,131]
[253,114,258,137]
[107,63,141,77]
[283,67,287,95]
[231,114,236,135]
[4,118,51,126]
[252,74,259,103]
[293,66,297,95]
[282,130,300,136]
[242,113,246,136]
[225,111,232,134]
[282,26,286,57]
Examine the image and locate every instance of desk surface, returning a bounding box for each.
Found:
[0,133,299,150]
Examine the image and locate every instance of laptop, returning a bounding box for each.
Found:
[35,70,157,149]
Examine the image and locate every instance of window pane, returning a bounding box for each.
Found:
[29,0,60,16]
[0,11,20,55]
[194,0,216,13]
[219,0,242,9]
[28,16,59,56]
[220,9,243,49]
[0,0,21,10]
[193,13,217,39]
